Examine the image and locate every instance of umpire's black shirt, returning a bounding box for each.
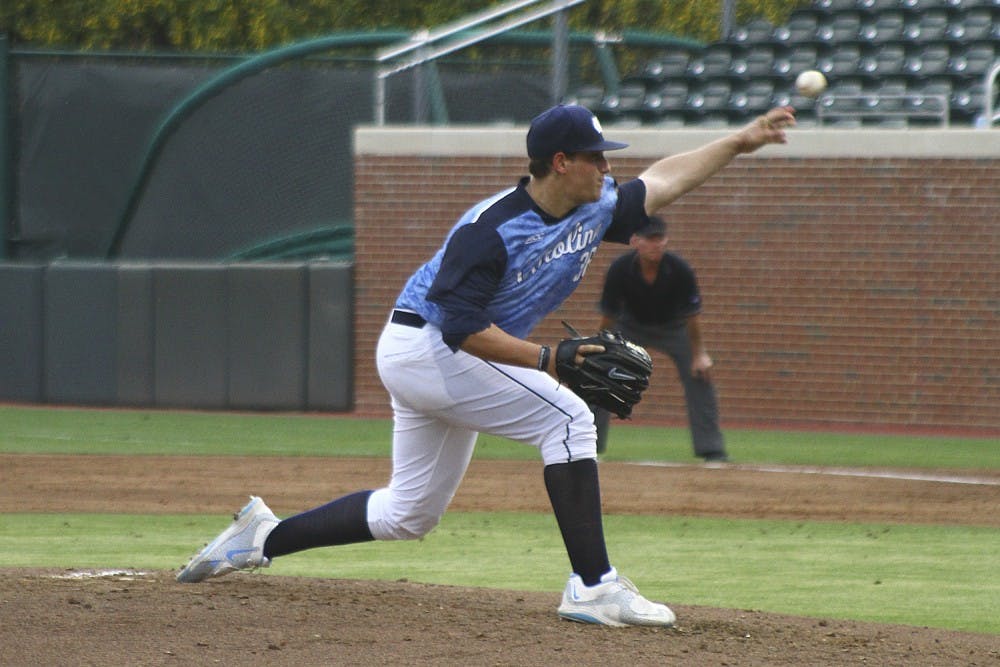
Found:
[599,250,702,328]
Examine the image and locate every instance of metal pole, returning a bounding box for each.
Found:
[593,32,621,96]
[0,34,9,259]
[983,61,1000,127]
[375,71,386,125]
[551,7,569,105]
[721,0,736,40]
[414,49,427,123]
[374,0,586,122]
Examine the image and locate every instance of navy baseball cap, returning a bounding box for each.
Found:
[526,104,628,159]
[634,215,668,237]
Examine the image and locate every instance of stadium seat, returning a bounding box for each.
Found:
[685,81,733,121]
[823,45,866,83]
[650,112,687,127]
[564,84,605,110]
[903,43,952,80]
[598,83,647,122]
[687,44,741,81]
[857,0,906,12]
[947,41,998,81]
[773,9,824,46]
[641,81,690,120]
[862,80,909,114]
[773,45,829,80]
[816,11,865,44]
[860,43,908,81]
[817,80,866,124]
[905,79,952,125]
[696,113,732,127]
[638,50,696,85]
[901,9,950,44]
[950,80,990,123]
[940,0,975,9]
[815,0,859,13]
[729,45,780,83]
[945,8,1000,41]
[729,18,776,45]
[727,52,749,81]
[822,80,864,99]
[899,0,956,9]
[771,85,820,121]
[727,81,777,121]
[859,11,908,44]
[865,116,909,128]
[747,81,779,112]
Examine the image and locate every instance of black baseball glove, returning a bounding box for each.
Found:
[555,324,653,419]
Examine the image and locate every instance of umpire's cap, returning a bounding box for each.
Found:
[634,215,668,237]
[526,104,628,159]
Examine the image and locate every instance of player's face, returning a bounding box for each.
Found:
[632,233,668,262]
[563,151,610,203]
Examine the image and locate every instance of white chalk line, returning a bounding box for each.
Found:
[629,461,1000,486]
[46,569,154,580]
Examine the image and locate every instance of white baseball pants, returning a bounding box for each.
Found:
[367,313,597,541]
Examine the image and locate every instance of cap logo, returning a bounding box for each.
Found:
[526,104,628,159]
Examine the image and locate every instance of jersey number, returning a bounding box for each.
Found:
[572,248,598,283]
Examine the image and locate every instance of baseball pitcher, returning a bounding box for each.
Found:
[177,104,795,627]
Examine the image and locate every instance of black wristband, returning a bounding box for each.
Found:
[537,345,552,372]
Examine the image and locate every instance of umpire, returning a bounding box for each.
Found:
[596,215,729,462]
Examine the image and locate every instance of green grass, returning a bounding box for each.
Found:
[2,404,998,634]
[2,512,996,634]
[2,405,997,469]
[0,406,394,457]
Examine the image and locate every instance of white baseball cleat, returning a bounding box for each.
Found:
[176,496,280,583]
[557,567,676,627]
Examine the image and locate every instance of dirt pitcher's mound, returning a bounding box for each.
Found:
[3,569,999,667]
[2,454,999,665]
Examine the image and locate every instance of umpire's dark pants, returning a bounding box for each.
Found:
[594,320,725,459]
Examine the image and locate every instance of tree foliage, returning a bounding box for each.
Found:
[1,1,806,52]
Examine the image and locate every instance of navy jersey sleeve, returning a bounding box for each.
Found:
[426,223,508,349]
[603,179,649,244]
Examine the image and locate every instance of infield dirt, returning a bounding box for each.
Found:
[2,454,999,666]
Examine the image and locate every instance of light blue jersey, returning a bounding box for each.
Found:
[396,176,647,347]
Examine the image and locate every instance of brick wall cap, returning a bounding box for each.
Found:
[356,126,1000,159]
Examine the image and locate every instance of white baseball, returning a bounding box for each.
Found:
[795,70,827,98]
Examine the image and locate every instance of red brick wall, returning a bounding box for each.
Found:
[354,147,999,431]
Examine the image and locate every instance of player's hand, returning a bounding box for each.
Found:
[541,343,604,378]
[573,344,605,366]
[734,106,795,154]
[692,352,714,381]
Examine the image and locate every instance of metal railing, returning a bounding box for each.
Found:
[374,0,585,125]
[984,61,1000,128]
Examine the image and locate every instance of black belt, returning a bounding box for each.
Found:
[391,309,427,328]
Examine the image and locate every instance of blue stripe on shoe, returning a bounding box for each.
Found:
[559,611,604,624]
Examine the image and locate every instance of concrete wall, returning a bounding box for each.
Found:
[352,126,1000,431]
[0,261,352,411]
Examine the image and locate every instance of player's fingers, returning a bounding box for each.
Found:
[763,105,796,128]
[754,108,794,146]
[575,344,605,365]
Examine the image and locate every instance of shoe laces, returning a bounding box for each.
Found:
[615,574,640,594]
